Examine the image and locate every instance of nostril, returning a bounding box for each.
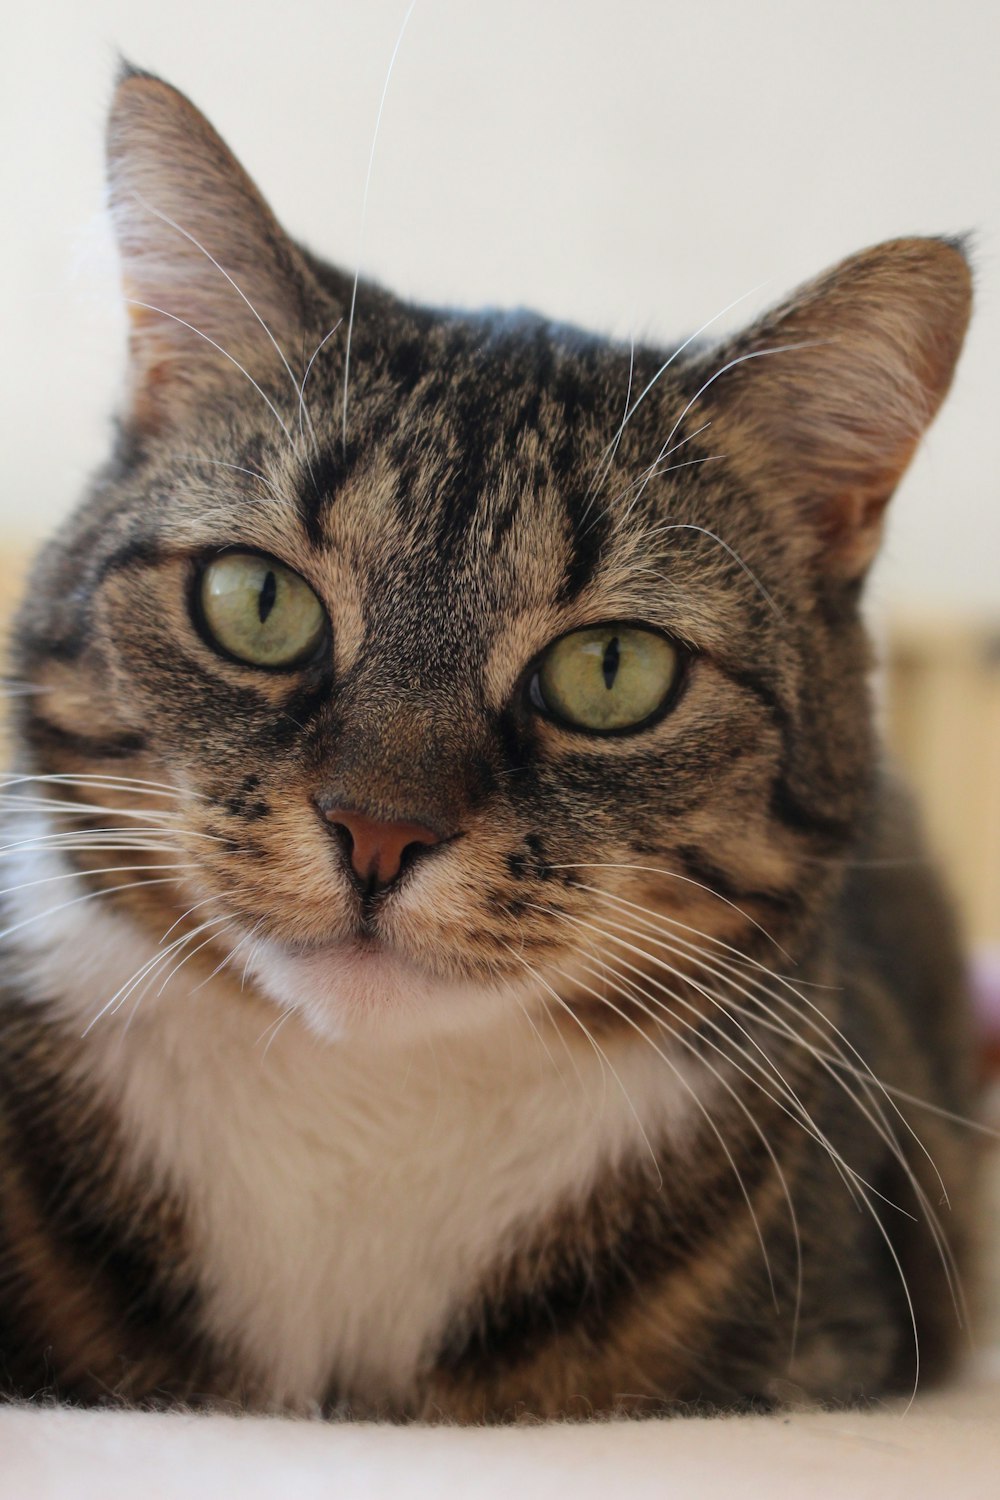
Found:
[327,816,357,867]
[319,805,446,892]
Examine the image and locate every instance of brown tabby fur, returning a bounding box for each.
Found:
[0,68,976,1419]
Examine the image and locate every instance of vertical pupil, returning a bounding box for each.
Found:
[601,635,620,690]
[258,569,277,624]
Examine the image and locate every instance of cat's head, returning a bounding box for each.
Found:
[10,69,971,1040]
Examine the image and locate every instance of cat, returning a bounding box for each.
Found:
[0,64,976,1421]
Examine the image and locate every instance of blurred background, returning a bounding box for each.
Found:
[1,0,997,966]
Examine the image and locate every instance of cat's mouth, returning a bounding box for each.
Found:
[241,921,512,1042]
[322,931,397,964]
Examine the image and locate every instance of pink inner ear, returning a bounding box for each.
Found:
[814,478,904,581]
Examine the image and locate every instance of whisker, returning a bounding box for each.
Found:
[0,876,181,947]
[551,902,900,1217]
[127,190,316,477]
[195,920,263,993]
[537,900,928,1396]
[624,340,822,522]
[0,772,199,799]
[507,946,661,1188]
[123,914,240,1041]
[125,298,298,452]
[570,947,803,1336]
[82,912,231,1037]
[605,453,727,509]
[545,861,790,958]
[538,945,777,1306]
[154,917,238,999]
[575,884,966,1325]
[582,277,773,519]
[0,680,53,698]
[498,936,601,1102]
[533,895,877,1217]
[0,862,195,902]
[256,1004,296,1056]
[341,0,419,452]
[637,521,782,618]
[589,883,956,1213]
[172,456,300,509]
[299,318,343,450]
[0,795,185,823]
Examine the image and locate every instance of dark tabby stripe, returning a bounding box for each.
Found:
[0,1001,226,1405]
[24,718,147,762]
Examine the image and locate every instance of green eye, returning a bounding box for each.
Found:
[197,552,327,668]
[531,624,680,733]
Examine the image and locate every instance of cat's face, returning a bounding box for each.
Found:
[11,71,971,1040]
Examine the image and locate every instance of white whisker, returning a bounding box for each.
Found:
[545,861,790,958]
[582,277,773,518]
[127,190,316,475]
[341,0,419,451]
[125,298,297,452]
[508,945,661,1188]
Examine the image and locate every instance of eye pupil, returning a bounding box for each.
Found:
[258,569,277,624]
[198,552,326,668]
[532,623,678,733]
[602,635,620,690]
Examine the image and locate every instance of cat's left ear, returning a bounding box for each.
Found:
[106,65,329,432]
[694,238,972,580]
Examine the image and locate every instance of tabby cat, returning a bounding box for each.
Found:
[0,67,976,1420]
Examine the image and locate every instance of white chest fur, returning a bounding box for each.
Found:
[8,852,704,1411]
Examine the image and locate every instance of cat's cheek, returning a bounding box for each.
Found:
[244,938,516,1044]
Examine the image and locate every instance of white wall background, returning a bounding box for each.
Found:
[2,0,998,614]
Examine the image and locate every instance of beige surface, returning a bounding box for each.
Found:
[886,616,1000,946]
[1,1375,998,1500]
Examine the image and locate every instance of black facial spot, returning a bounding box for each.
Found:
[524,833,554,880]
[222,778,273,822]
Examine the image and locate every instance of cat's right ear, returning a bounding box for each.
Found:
[106,66,325,433]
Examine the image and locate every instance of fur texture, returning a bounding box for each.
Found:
[0,70,976,1419]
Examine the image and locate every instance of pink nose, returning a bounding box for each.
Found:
[322,806,443,890]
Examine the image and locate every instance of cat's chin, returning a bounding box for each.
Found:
[245,935,514,1044]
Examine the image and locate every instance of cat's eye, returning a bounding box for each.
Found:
[529,624,680,733]
[196,552,327,669]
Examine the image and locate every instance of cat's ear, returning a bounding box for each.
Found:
[696,238,972,580]
[106,65,325,432]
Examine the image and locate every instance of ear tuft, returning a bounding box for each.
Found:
[698,238,973,580]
